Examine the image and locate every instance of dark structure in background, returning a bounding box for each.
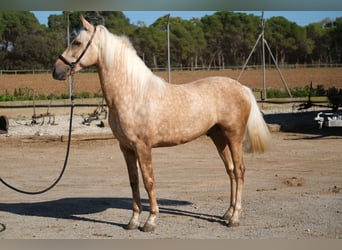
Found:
[0,115,9,134]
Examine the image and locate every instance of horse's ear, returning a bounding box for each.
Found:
[80,16,94,32]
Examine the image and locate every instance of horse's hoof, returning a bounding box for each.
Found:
[125,221,140,230]
[228,220,240,227]
[222,212,233,221]
[141,223,155,232]
[223,208,234,221]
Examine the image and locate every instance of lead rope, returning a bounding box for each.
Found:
[0,73,75,195]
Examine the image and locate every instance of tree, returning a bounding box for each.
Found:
[329,17,342,63]
[131,25,166,69]
[148,15,207,70]
[187,18,207,69]
[285,24,314,64]
[305,22,328,63]
[0,11,42,51]
[265,16,301,64]
[0,11,341,70]
[200,12,225,69]
[200,11,260,68]
[63,11,134,35]
[0,11,51,69]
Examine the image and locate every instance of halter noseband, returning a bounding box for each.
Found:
[59,27,97,70]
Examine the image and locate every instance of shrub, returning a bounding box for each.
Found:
[327,87,342,111]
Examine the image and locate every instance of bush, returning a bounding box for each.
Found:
[291,86,311,97]
[0,90,15,101]
[13,87,35,100]
[266,88,289,98]
[315,84,326,96]
[327,87,342,111]
[75,91,91,99]
[258,84,334,99]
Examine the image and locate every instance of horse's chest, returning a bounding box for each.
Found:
[109,116,130,140]
[108,110,146,145]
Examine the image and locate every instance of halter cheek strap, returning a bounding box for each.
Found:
[59,27,97,70]
[58,54,74,68]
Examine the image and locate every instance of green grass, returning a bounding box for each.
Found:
[0,85,340,104]
[0,88,103,102]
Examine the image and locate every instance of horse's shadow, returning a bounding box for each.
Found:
[0,197,225,229]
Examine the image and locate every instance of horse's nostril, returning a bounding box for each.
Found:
[52,66,67,80]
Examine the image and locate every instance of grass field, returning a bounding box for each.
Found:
[0,67,341,98]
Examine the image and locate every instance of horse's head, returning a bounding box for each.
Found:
[53,16,98,80]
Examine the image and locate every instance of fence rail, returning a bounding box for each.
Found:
[0,98,331,109]
[151,63,342,72]
[1,64,342,75]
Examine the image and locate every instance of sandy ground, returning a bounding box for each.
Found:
[0,105,341,239]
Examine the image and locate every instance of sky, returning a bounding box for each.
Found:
[32,11,342,27]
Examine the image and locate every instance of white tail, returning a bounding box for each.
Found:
[244,86,271,153]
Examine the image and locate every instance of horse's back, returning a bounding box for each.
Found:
[185,76,252,130]
[182,76,251,114]
[184,76,250,101]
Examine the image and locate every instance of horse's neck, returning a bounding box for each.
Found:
[97,59,158,110]
[97,67,130,108]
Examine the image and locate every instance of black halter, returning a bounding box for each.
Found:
[58,27,97,70]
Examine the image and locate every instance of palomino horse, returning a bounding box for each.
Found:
[53,17,271,232]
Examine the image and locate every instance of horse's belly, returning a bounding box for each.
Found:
[151,114,214,147]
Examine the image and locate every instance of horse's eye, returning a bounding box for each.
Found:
[72,40,81,46]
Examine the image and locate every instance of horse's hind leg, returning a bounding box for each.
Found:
[120,144,142,230]
[225,130,246,227]
[134,141,159,232]
[207,126,236,222]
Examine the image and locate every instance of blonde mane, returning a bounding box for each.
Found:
[96,25,166,100]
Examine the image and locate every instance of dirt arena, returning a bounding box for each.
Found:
[0,105,341,239]
[0,68,341,239]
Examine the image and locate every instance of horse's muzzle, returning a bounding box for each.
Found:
[52,64,69,81]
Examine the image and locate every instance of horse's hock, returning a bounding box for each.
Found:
[0,115,9,134]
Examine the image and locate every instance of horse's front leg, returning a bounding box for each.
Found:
[135,142,159,232]
[120,144,142,230]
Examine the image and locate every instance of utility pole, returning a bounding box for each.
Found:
[237,11,292,100]
[167,14,171,84]
[261,11,267,100]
